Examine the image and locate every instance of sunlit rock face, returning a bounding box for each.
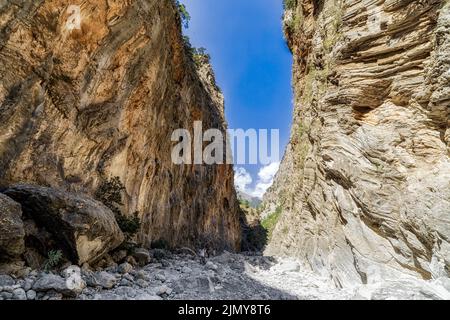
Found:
[265,0,450,287]
[0,0,240,251]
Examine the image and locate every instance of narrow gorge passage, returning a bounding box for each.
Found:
[69,252,450,300]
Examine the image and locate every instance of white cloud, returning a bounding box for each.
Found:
[258,162,280,182]
[253,162,280,198]
[234,167,253,193]
[234,162,280,199]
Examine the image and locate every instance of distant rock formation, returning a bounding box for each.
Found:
[265,0,450,287]
[0,0,240,256]
[237,191,262,208]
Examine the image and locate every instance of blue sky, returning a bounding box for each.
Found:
[183,0,293,198]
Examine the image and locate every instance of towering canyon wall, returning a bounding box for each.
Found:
[0,0,240,251]
[265,0,450,287]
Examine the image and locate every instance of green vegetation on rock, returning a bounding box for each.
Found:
[283,0,297,10]
[95,177,141,239]
[261,206,282,240]
[43,250,63,271]
[176,1,191,29]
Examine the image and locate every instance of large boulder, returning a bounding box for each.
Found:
[32,273,80,297]
[0,194,25,260]
[4,184,124,265]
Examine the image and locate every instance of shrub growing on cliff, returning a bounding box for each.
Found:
[183,35,194,56]
[95,177,141,238]
[261,206,282,240]
[192,47,211,67]
[43,250,63,271]
[182,36,221,93]
[176,1,191,29]
[283,0,297,10]
[95,176,125,209]
[183,37,211,65]
[116,211,141,236]
[239,199,251,208]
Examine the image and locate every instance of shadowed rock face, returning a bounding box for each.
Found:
[265,0,450,286]
[4,184,125,265]
[0,0,240,250]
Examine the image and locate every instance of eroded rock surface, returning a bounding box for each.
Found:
[264,0,450,287]
[0,0,240,250]
[0,194,25,260]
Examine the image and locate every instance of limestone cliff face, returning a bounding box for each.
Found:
[265,0,450,286]
[0,0,240,250]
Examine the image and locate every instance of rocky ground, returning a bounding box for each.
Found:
[1,250,450,301]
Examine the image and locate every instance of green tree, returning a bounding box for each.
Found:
[177,1,191,29]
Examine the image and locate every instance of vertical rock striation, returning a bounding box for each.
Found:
[0,0,240,250]
[265,0,450,286]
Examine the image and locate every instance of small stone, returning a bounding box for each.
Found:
[135,270,148,281]
[195,277,214,293]
[26,290,37,300]
[0,274,15,287]
[1,292,13,299]
[182,266,192,273]
[13,288,27,300]
[133,248,151,266]
[32,274,76,297]
[62,265,80,278]
[2,285,15,292]
[213,251,234,264]
[118,262,133,274]
[136,279,148,288]
[206,261,218,271]
[63,265,86,295]
[172,282,184,294]
[260,292,270,299]
[123,273,134,281]
[155,273,166,282]
[81,263,91,272]
[119,279,131,287]
[156,285,172,296]
[114,286,136,298]
[84,271,117,289]
[48,292,63,300]
[23,279,34,291]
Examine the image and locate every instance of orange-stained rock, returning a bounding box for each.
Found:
[0,0,240,251]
